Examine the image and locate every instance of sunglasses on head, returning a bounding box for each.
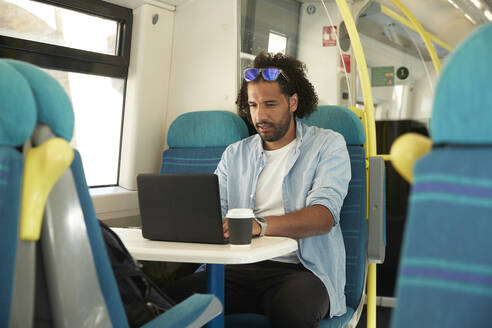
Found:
[243,68,290,82]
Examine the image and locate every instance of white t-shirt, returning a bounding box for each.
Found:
[255,139,299,263]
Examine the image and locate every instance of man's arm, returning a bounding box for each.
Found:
[215,146,230,218]
[255,205,334,239]
[263,136,351,239]
[223,205,334,240]
[225,134,351,240]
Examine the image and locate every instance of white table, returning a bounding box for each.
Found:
[112,228,298,328]
[112,227,298,264]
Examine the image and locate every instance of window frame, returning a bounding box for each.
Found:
[0,0,133,188]
[0,0,133,78]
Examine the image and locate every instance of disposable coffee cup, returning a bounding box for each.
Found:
[226,208,254,247]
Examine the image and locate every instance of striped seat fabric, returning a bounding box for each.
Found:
[162,111,248,174]
[304,106,367,328]
[393,149,492,327]
[337,147,366,318]
[0,149,24,327]
[162,147,225,174]
[0,59,32,326]
[391,23,492,327]
[317,144,366,328]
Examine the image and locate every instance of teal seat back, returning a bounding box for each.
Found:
[303,106,367,327]
[391,23,492,328]
[161,111,248,174]
[0,148,23,328]
[1,58,224,328]
[0,58,128,327]
[0,60,36,327]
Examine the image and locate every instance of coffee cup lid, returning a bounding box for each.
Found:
[226,208,254,218]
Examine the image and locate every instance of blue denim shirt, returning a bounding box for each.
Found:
[215,120,351,317]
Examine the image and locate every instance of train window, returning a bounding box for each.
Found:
[0,0,118,55]
[240,0,300,57]
[267,31,287,54]
[240,1,354,109]
[0,0,132,187]
[44,69,125,187]
[239,0,301,95]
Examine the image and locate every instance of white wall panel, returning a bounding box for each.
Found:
[164,0,239,145]
[297,2,343,106]
[119,4,174,190]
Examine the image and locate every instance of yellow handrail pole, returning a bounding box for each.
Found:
[380,5,453,52]
[389,0,442,74]
[333,1,377,327]
[334,0,376,157]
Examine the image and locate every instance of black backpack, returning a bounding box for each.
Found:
[98,221,176,327]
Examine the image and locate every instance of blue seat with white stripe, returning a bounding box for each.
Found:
[305,106,367,328]
[0,59,35,328]
[391,23,492,327]
[161,111,248,174]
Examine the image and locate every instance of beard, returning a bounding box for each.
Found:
[255,104,292,142]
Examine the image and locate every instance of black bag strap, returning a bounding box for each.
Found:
[97,221,176,308]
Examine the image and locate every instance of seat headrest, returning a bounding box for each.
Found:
[0,59,74,147]
[167,111,249,148]
[301,105,365,145]
[431,23,492,144]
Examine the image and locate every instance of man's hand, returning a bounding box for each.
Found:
[252,218,261,236]
[222,218,262,239]
[222,218,229,239]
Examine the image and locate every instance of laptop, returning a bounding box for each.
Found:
[137,174,227,244]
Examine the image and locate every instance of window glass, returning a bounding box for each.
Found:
[268,31,287,54]
[1,0,131,187]
[240,0,350,107]
[45,69,124,187]
[0,0,118,55]
[241,0,300,57]
[240,0,300,88]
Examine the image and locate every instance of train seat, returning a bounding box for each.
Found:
[226,105,381,328]
[0,58,222,328]
[161,110,249,174]
[0,59,35,328]
[391,23,492,327]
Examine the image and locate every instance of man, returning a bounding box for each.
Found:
[165,52,351,327]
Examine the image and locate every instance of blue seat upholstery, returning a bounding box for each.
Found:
[0,150,24,327]
[0,59,43,327]
[391,23,492,328]
[161,110,249,328]
[0,58,222,327]
[227,105,367,328]
[162,111,249,174]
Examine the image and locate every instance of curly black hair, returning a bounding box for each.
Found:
[236,52,318,129]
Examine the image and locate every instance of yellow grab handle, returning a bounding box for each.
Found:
[390,133,432,183]
[20,138,74,241]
